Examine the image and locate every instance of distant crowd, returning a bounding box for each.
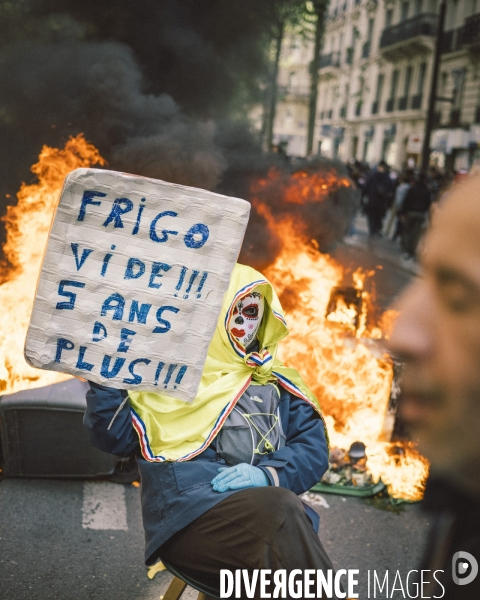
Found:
[346,159,457,260]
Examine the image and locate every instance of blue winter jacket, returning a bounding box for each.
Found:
[84,381,329,565]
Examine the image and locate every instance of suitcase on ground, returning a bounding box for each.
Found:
[0,378,116,478]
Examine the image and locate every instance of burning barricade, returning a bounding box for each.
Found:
[0,135,428,501]
[251,166,429,502]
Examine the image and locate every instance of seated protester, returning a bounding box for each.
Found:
[84,264,340,597]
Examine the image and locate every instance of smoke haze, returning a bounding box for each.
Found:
[0,0,358,270]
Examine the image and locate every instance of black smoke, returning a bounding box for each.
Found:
[0,1,281,195]
[0,0,358,271]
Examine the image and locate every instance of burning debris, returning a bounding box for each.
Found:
[326,286,364,333]
[254,171,429,500]
[0,136,429,501]
[321,443,374,489]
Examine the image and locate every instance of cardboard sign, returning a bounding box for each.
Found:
[25,168,250,402]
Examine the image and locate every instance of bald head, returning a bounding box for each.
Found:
[388,173,480,496]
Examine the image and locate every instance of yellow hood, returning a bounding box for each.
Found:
[129,263,328,461]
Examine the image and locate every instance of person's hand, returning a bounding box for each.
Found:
[211,463,269,492]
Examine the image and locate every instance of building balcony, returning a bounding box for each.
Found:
[319,52,341,79]
[461,13,480,52]
[398,97,408,111]
[411,94,423,109]
[371,101,379,115]
[278,85,310,101]
[320,52,341,68]
[386,98,395,113]
[379,13,437,61]
[441,15,480,54]
[440,28,460,53]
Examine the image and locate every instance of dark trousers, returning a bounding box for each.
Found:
[366,208,384,237]
[401,211,425,256]
[159,487,342,599]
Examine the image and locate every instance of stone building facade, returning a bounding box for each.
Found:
[271,0,480,170]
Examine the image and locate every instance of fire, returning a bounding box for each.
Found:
[0,134,105,394]
[253,167,352,206]
[255,169,428,501]
[0,139,428,500]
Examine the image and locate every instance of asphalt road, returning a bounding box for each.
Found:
[1,218,426,600]
[0,476,431,600]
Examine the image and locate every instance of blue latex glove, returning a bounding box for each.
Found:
[211,463,269,492]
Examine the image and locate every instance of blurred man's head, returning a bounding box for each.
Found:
[388,174,480,496]
[378,160,388,172]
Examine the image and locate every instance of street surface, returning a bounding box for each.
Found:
[0,215,429,600]
[0,478,430,600]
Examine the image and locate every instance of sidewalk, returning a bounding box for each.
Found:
[344,212,422,277]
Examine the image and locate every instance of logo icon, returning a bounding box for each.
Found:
[452,551,478,585]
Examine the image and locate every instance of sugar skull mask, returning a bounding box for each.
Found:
[228,291,265,350]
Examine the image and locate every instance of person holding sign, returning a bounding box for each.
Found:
[84,263,342,598]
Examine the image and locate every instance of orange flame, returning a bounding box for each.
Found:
[0,140,428,499]
[252,167,351,205]
[253,169,428,501]
[0,134,105,394]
